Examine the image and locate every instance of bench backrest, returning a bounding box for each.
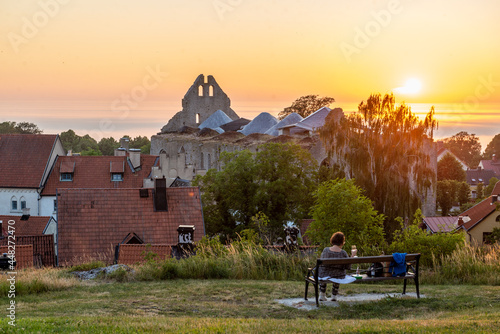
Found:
[317,253,420,266]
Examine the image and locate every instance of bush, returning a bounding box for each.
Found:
[389,209,465,266]
[68,261,106,272]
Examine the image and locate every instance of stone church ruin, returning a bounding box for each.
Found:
[160,74,239,133]
[151,74,437,217]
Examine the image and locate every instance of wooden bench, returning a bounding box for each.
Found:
[305,253,420,307]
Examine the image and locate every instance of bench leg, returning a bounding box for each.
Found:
[314,282,319,307]
[305,280,309,300]
[415,276,420,298]
[403,278,407,295]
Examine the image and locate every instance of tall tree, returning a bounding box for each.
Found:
[437,153,466,181]
[278,95,335,120]
[319,93,438,234]
[0,121,42,134]
[437,180,456,216]
[60,130,99,154]
[98,137,120,156]
[443,131,482,168]
[193,143,318,242]
[483,133,500,160]
[306,178,386,254]
[484,177,499,197]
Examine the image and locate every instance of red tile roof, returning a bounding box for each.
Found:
[0,134,59,188]
[42,155,158,196]
[0,235,55,267]
[0,245,33,269]
[480,159,500,177]
[422,216,458,233]
[458,196,498,231]
[57,187,205,265]
[0,215,51,237]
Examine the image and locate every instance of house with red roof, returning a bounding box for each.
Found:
[457,183,500,245]
[421,216,459,233]
[40,152,159,219]
[0,134,65,216]
[479,154,500,178]
[56,183,205,266]
[436,141,469,170]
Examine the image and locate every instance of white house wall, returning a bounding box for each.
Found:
[0,188,39,216]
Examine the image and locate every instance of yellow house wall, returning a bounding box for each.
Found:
[468,211,500,245]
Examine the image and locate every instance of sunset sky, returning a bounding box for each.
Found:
[1,0,499,150]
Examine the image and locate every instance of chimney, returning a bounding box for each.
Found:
[493,154,497,162]
[154,177,168,211]
[457,216,464,226]
[21,208,30,221]
[120,137,130,151]
[114,147,127,157]
[129,148,141,169]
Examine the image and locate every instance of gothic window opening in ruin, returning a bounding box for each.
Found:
[198,85,203,96]
[207,153,211,169]
[209,85,214,97]
[200,152,205,170]
[196,113,200,124]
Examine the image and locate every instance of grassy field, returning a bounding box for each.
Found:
[1,278,499,333]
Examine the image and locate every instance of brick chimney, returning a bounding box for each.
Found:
[493,154,497,162]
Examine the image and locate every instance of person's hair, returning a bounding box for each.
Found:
[330,232,345,246]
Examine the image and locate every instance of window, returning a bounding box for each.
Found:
[111,173,123,181]
[496,215,500,222]
[198,85,203,96]
[207,153,211,169]
[53,199,57,212]
[20,199,26,210]
[209,85,214,96]
[61,173,73,181]
[196,113,200,124]
[200,152,204,170]
[11,198,18,211]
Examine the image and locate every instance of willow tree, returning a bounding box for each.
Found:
[319,93,438,233]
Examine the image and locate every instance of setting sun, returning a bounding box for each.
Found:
[394,78,422,95]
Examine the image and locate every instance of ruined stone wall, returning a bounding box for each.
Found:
[160,75,239,133]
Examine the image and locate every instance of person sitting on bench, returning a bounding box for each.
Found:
[318,232,357,301]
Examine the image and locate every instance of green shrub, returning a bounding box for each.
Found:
[68,261,106,272]
[389,209,465,266]
[105,267,129,282]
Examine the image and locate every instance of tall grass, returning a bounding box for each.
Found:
[0,267,80,297]
[135,239,316,281]
[423,242,500,285]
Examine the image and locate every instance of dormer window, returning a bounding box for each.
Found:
[61,173,73,181]
[60,161,75,181]
[110,161,125,182]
